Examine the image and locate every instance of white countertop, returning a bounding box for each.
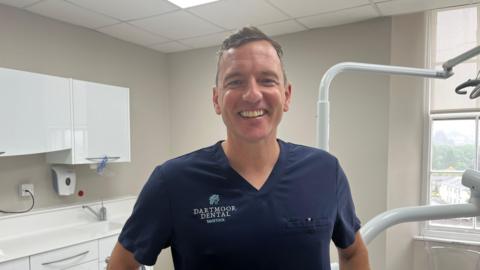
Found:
[0,197,136,263]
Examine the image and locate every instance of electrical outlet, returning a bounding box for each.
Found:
[20,184,34,197]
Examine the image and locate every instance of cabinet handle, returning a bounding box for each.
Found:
[85,156,120,162]
[41,250,89,265]
[105,256,111,264]
[0,151,5,155]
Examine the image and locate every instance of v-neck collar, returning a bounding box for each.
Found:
[213,139,287,194]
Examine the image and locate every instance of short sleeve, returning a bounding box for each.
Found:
[331,159,361,249]
[118,166,173,266]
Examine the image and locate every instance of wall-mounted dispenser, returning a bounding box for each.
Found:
[51,165,76,196]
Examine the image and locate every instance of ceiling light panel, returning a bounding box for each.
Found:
[167,0,219,8]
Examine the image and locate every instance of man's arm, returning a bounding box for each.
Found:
[107,242,141,270]
[337,232,370,270]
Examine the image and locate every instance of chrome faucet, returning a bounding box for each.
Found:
[82,201,107,221]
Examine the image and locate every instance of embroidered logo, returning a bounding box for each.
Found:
[193,194,237,224]
[209,194,220,205]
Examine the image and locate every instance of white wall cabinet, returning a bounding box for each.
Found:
[0,257,29,270]
[47,80,130,164]
[0,67,71,157]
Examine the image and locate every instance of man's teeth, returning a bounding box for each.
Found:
[240,110,265,118]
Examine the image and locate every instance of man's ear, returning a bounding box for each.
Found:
[283,83,292,112]
[213,87,221,115]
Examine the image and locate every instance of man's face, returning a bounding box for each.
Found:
[213,40,292,144]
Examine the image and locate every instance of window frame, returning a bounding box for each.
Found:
[422,5,480,241]
[423,113,480,241]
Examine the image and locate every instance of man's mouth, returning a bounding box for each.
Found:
[239,109,266,118]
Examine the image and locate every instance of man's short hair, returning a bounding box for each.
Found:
[215,26,287,85]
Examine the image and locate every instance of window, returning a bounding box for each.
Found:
[425,5,480,239]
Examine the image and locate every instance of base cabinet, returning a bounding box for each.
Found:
[98,235,152,270]
[30,241,98,270]
[0,257,29,270]
[0,236,153,270]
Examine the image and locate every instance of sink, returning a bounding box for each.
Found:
[74,221,123,237]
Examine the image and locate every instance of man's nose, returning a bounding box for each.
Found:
[243,80,262,102]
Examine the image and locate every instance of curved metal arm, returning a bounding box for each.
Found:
[317,62,451,151]
[360,203,480,244]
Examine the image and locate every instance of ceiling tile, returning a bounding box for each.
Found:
[267,0,370,18]
[66,0,179,21]
[130,10,223,40]
[0,0,41,8]
[180,31,232,48]
[26,0,119,29]
[189,0,289,30]
[97,23,170,46]
[257,20,307,37]
[149,41,191,53]
[377,0,471,16]
[298,5,378,29]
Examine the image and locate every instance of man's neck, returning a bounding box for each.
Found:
[221,137,280,189]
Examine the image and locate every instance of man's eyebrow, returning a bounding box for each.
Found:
[223,72,243,82]
[260,71,280,79]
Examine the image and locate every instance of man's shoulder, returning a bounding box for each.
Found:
[156,142,219,174]
[282,140,336,162]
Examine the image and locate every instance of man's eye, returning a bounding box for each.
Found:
[261,79,277,85]
[227,80,242,87]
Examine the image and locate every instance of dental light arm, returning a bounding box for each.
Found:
[317,63,452,151]
[443,46,480,72]
[318,46,480,270]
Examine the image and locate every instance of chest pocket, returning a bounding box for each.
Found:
[284,217,330,234]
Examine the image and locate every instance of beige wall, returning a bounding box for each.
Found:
[168,18,393,270]
[386,13,427,270]
[0,4,171,209]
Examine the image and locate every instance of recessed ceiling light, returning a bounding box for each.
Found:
[167,0,219,9]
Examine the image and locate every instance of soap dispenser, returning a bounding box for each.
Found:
[51,165,76,196]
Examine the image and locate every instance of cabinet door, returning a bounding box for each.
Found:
[98,234,118,267]
[0,257,29,270]
[98,235,152,270]
[0,67,71,156]
[72,80,130,164]
[30,241,98,270]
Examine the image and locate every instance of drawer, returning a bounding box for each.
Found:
[0,257,29,270]
[30,241,98,270]
[65,260,97,270]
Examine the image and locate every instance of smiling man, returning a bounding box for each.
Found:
[108,27,370,270]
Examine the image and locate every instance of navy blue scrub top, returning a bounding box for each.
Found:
[119,140,361,270]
